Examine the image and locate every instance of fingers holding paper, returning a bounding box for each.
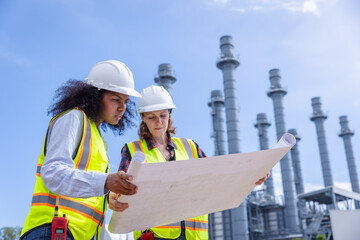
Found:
[255,172,270,185]
[109,192,129,212]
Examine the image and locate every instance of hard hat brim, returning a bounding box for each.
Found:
[137,103,176,114]
[86,80,142,97]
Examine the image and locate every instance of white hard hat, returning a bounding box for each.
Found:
[85,60,141,97]
[137,85,176,114]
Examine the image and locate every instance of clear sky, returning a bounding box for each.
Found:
[1,0,359,228]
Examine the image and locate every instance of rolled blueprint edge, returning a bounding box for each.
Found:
[274,133,296,148]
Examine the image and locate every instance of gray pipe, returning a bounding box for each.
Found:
[288,129,304,194]
[338,116,360,195]
[254,113,275,196]
[208,90,229,239]
[267,69,300,233]
[217,35,249,240]
[154,63,176,95]
[310,97,333,187]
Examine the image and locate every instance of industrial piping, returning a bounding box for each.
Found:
[288,128,304,194]
[254,113,275,196]
[338,116,360,195]
[154,63,176,95]
[310,97,334,187]
[216,35,249,240]
[267,69,300,233]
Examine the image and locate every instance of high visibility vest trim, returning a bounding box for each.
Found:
[21,109,108,240]
[31,194,104,224]
[154,220,208,231]
[36,164,42,177]
[178,138,196,159]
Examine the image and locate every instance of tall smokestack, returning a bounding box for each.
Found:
[288,129,304,194]
[154,63,176,95]
[254,113,275,196]
[216,35,249,240]
[267,69,300,233]
[208,90,229,239]
[338,116,360,195]
[208,90,227,156]
[310,97,333,187]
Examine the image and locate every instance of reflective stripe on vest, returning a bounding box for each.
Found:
[128,137,208,240]
[21,109,109,240]
[30,194,104,224]
[154,219,208,231]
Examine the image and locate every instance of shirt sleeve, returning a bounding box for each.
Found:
[193,140,207,159]
[41,110,109,198]
[119,144,132,173]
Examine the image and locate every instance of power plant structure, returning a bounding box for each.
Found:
[153,35,360,240]
[254,113,275,197]
[310,97,334,187]
[267,69,300,235]
[338,116,360,196]
[288,129,304,195]
[154,63,176,95]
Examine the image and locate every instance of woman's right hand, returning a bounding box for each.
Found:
[108,192,129,212]
[105,171,138,195]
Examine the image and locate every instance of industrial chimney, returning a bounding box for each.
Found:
[216,35,249,240]
[208,90,230,239]
[288,128,304,194]
[154,63,176,95]
[338,115,360,195]
[267,69,300,233]
[254,113,275,196]
[310,97,333,187]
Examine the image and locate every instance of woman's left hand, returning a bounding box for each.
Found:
[255,172,270,185]
[108,191,129,212]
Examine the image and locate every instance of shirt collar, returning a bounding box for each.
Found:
[145,133,178,151]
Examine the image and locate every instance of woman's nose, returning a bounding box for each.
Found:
[118,102,126,111]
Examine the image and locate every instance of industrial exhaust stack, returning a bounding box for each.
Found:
[216,35,249,240]
[154,63,176,95]
[267,69,300,233]
[338,115,360,196]
[208,90,230,239]
[288,128,304,194]
[254,113,275,196]
[310,97,333,187]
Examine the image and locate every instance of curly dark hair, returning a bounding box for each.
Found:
[48,79,136,135]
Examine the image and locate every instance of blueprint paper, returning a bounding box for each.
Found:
[108,133,295,234]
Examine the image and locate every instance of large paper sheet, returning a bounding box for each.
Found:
[109,133,295,234]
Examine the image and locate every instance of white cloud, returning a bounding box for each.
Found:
[212,0,229,5]
[302,0,320,15]
[250,5,264,11]
[231,7,246,13]
[222,0,323,15]
[334,181,352,191]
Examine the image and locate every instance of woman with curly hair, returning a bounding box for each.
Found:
[21,60,141,240]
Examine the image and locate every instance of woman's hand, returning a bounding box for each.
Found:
[105,171,138,195]
[255,172,270,185]
[108,192,129,212]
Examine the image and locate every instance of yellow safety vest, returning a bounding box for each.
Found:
[21,109,109,240]
[127,137,208,240]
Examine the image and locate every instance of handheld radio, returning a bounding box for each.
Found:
[51,206,67,240]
